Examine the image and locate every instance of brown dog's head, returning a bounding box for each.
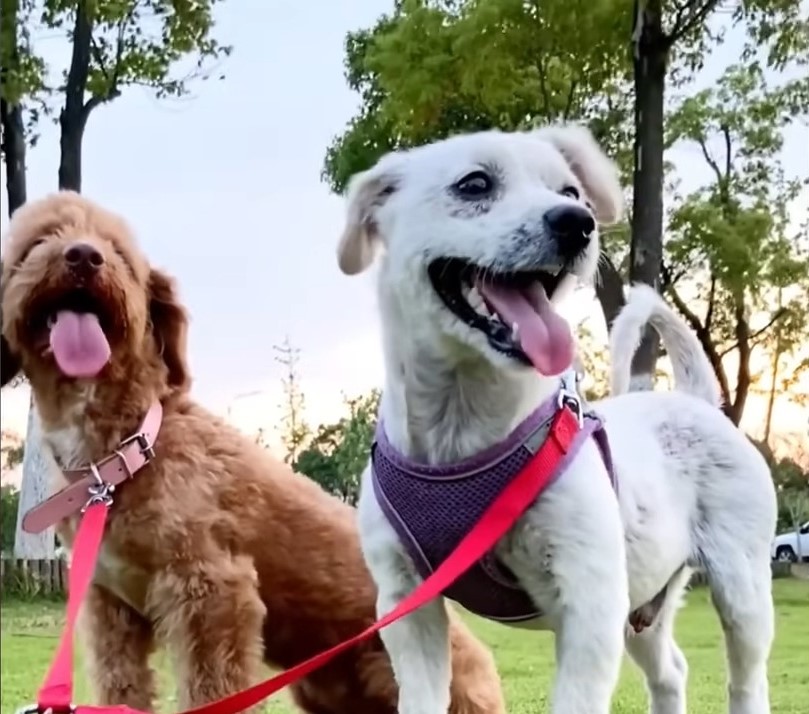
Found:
[1,191,190,394]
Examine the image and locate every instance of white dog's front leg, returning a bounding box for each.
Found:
[357,472,451,714]
[505,446,628,714]
[378,577,451,714]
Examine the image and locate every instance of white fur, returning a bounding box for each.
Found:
[339,125,777,714]
[609,284,722,408]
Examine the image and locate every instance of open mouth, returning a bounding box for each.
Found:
[29,289,114,378]
[427,258,575,375]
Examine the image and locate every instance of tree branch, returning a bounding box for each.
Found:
[666,0,720,44]
[718,308,787,358]
[705,273,716,332]
[594,251,626,331]
[721,123,732,182]
[562,80,578,121]
[82,9,130,122]
[536,58,551,116]
[697,135,723,185]
[88,35,110,86]
[631,0,645,62]
[662,264,732,406]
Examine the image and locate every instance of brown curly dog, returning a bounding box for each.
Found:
[0,192,505,714]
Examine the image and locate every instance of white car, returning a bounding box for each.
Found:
[771,521,809,562]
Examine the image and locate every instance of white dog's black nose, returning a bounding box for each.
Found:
[543,205,595,259]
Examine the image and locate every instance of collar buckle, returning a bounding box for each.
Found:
[119,431,156,462]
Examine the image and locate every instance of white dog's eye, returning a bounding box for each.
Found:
[559,185,580,200]
[453,170,495,200]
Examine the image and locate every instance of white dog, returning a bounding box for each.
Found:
[336,125,777,714]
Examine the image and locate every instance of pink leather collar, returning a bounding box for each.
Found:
[21,400,164,534]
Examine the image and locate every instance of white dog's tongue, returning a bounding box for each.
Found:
[476,281,574,376]
[49,311,111,378]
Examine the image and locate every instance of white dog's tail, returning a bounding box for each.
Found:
[609,284,722,408]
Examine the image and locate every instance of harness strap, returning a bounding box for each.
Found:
[28,406,580,714]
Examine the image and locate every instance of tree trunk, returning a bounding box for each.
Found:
[58,121,86,191]
[628,0,667,389]
[0,99,27,212]
[1,0,56,559]
[763,291,784,444]
[726,295,751,425]
[58,0,94,191]
[594,252,626,331]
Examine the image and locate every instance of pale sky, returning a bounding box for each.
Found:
[1,2,807,456]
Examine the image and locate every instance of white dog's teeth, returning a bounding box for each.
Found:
[512,322,520,340]
[46,314,55,329]
[468,286,489,314]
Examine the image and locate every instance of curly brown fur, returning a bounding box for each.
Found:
[0,192,505,714]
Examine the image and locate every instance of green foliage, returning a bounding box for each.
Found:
[1,439,24,471]
[71,0,231,101]
[766,443,809,532]
[664,61,809,421]
[574,322,610,402]
[735,0,809,71]
[1,485,20,553]
[322,0,633,194]
[324,0,809,425]
[294,391,380,506]
[0,0,47,104]
[0,0,231,143]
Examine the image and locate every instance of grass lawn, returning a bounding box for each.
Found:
[2,579,807,714]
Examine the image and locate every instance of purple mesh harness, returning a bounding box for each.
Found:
[371,380,616,623]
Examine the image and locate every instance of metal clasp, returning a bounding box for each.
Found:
[15,705,40,714]
[557,369,584,426]
[16,704,75,714]
[81,462,115,512]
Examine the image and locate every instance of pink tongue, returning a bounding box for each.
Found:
[476,281,574,376]
[49,311,111,378]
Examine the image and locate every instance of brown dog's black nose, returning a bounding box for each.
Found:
[64,242,104,274]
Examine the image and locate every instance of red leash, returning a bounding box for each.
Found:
[25,407,579,714]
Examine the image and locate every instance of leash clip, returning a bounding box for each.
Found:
[557,370,584,427]
[82,462,115,512]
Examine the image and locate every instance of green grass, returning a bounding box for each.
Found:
[2,580,808,714]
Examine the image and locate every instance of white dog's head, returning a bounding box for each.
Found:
[337,125,623,377]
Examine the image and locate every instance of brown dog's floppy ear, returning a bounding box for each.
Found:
[337,155,402,275]
[534,124,624,225]
[148,268,190,391]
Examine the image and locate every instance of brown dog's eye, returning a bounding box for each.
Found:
[16,238,45,266]
[560,186,580,200]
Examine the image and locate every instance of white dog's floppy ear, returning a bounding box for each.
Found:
[337,157,401,275]
[535,124,624,225]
